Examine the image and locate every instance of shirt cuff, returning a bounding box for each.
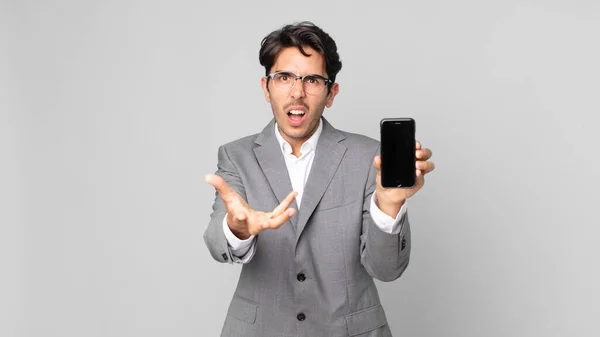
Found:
[369,193,407,234]
[222,215,256,259]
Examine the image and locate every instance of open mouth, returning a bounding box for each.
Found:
[287,109,306,126]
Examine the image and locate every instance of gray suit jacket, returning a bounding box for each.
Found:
[204,117,411,337]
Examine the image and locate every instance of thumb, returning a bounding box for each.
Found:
[205,173,246,211]
[205,174,233,198]
[373,155,382,173]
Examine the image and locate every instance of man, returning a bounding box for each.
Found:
[204,21,435,337]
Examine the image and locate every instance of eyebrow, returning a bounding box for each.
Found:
[273,70,328,78]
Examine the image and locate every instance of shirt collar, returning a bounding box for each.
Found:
[274,117,323,156]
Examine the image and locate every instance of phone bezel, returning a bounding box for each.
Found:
[379,118,416,188]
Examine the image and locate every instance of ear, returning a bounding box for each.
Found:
[325,82,339,108]
[261,77,271,102]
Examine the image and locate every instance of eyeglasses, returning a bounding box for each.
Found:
[266,71,333,95]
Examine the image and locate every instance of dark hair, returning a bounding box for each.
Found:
[259,21,343,88]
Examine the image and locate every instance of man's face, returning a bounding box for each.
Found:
[261,46,339,147]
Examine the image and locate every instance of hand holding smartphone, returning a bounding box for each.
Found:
[380,118,416,188]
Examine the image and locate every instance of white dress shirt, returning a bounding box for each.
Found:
[222,118,407,263]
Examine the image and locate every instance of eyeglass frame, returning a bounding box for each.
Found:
[266,71,334,95]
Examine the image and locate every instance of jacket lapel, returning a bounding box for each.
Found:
[253,119,299,229]
[295,118,346,244]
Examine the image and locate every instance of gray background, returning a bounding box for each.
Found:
[2,0,599,336]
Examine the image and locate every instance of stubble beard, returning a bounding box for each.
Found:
[273,98,326,142]
[281,119,317,140]
[277,108,324,142]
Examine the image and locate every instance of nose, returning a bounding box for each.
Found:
[290,77,306,99]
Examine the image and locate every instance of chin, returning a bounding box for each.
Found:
[284,130,305,139]
[279,127,306,139]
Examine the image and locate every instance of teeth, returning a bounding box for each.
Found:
[289,110,305,115]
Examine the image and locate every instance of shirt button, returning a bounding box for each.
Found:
[297,273,306,282]
[297,313,306,321]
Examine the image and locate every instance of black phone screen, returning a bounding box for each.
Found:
[380,118,416,188]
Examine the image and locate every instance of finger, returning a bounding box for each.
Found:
[416,141,421,150]
[416,161,435,174]
[271,191,298,217]
[416,148,432,160]
[424,161,435,174]
[265,208,297,229]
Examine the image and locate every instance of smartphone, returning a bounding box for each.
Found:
[380,118,416,188]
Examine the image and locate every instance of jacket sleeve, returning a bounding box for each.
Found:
[359,146,412,282]
[203,144,256,264]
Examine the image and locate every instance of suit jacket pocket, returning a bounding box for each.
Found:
[227,295,258,324]
[345,304,388,336]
